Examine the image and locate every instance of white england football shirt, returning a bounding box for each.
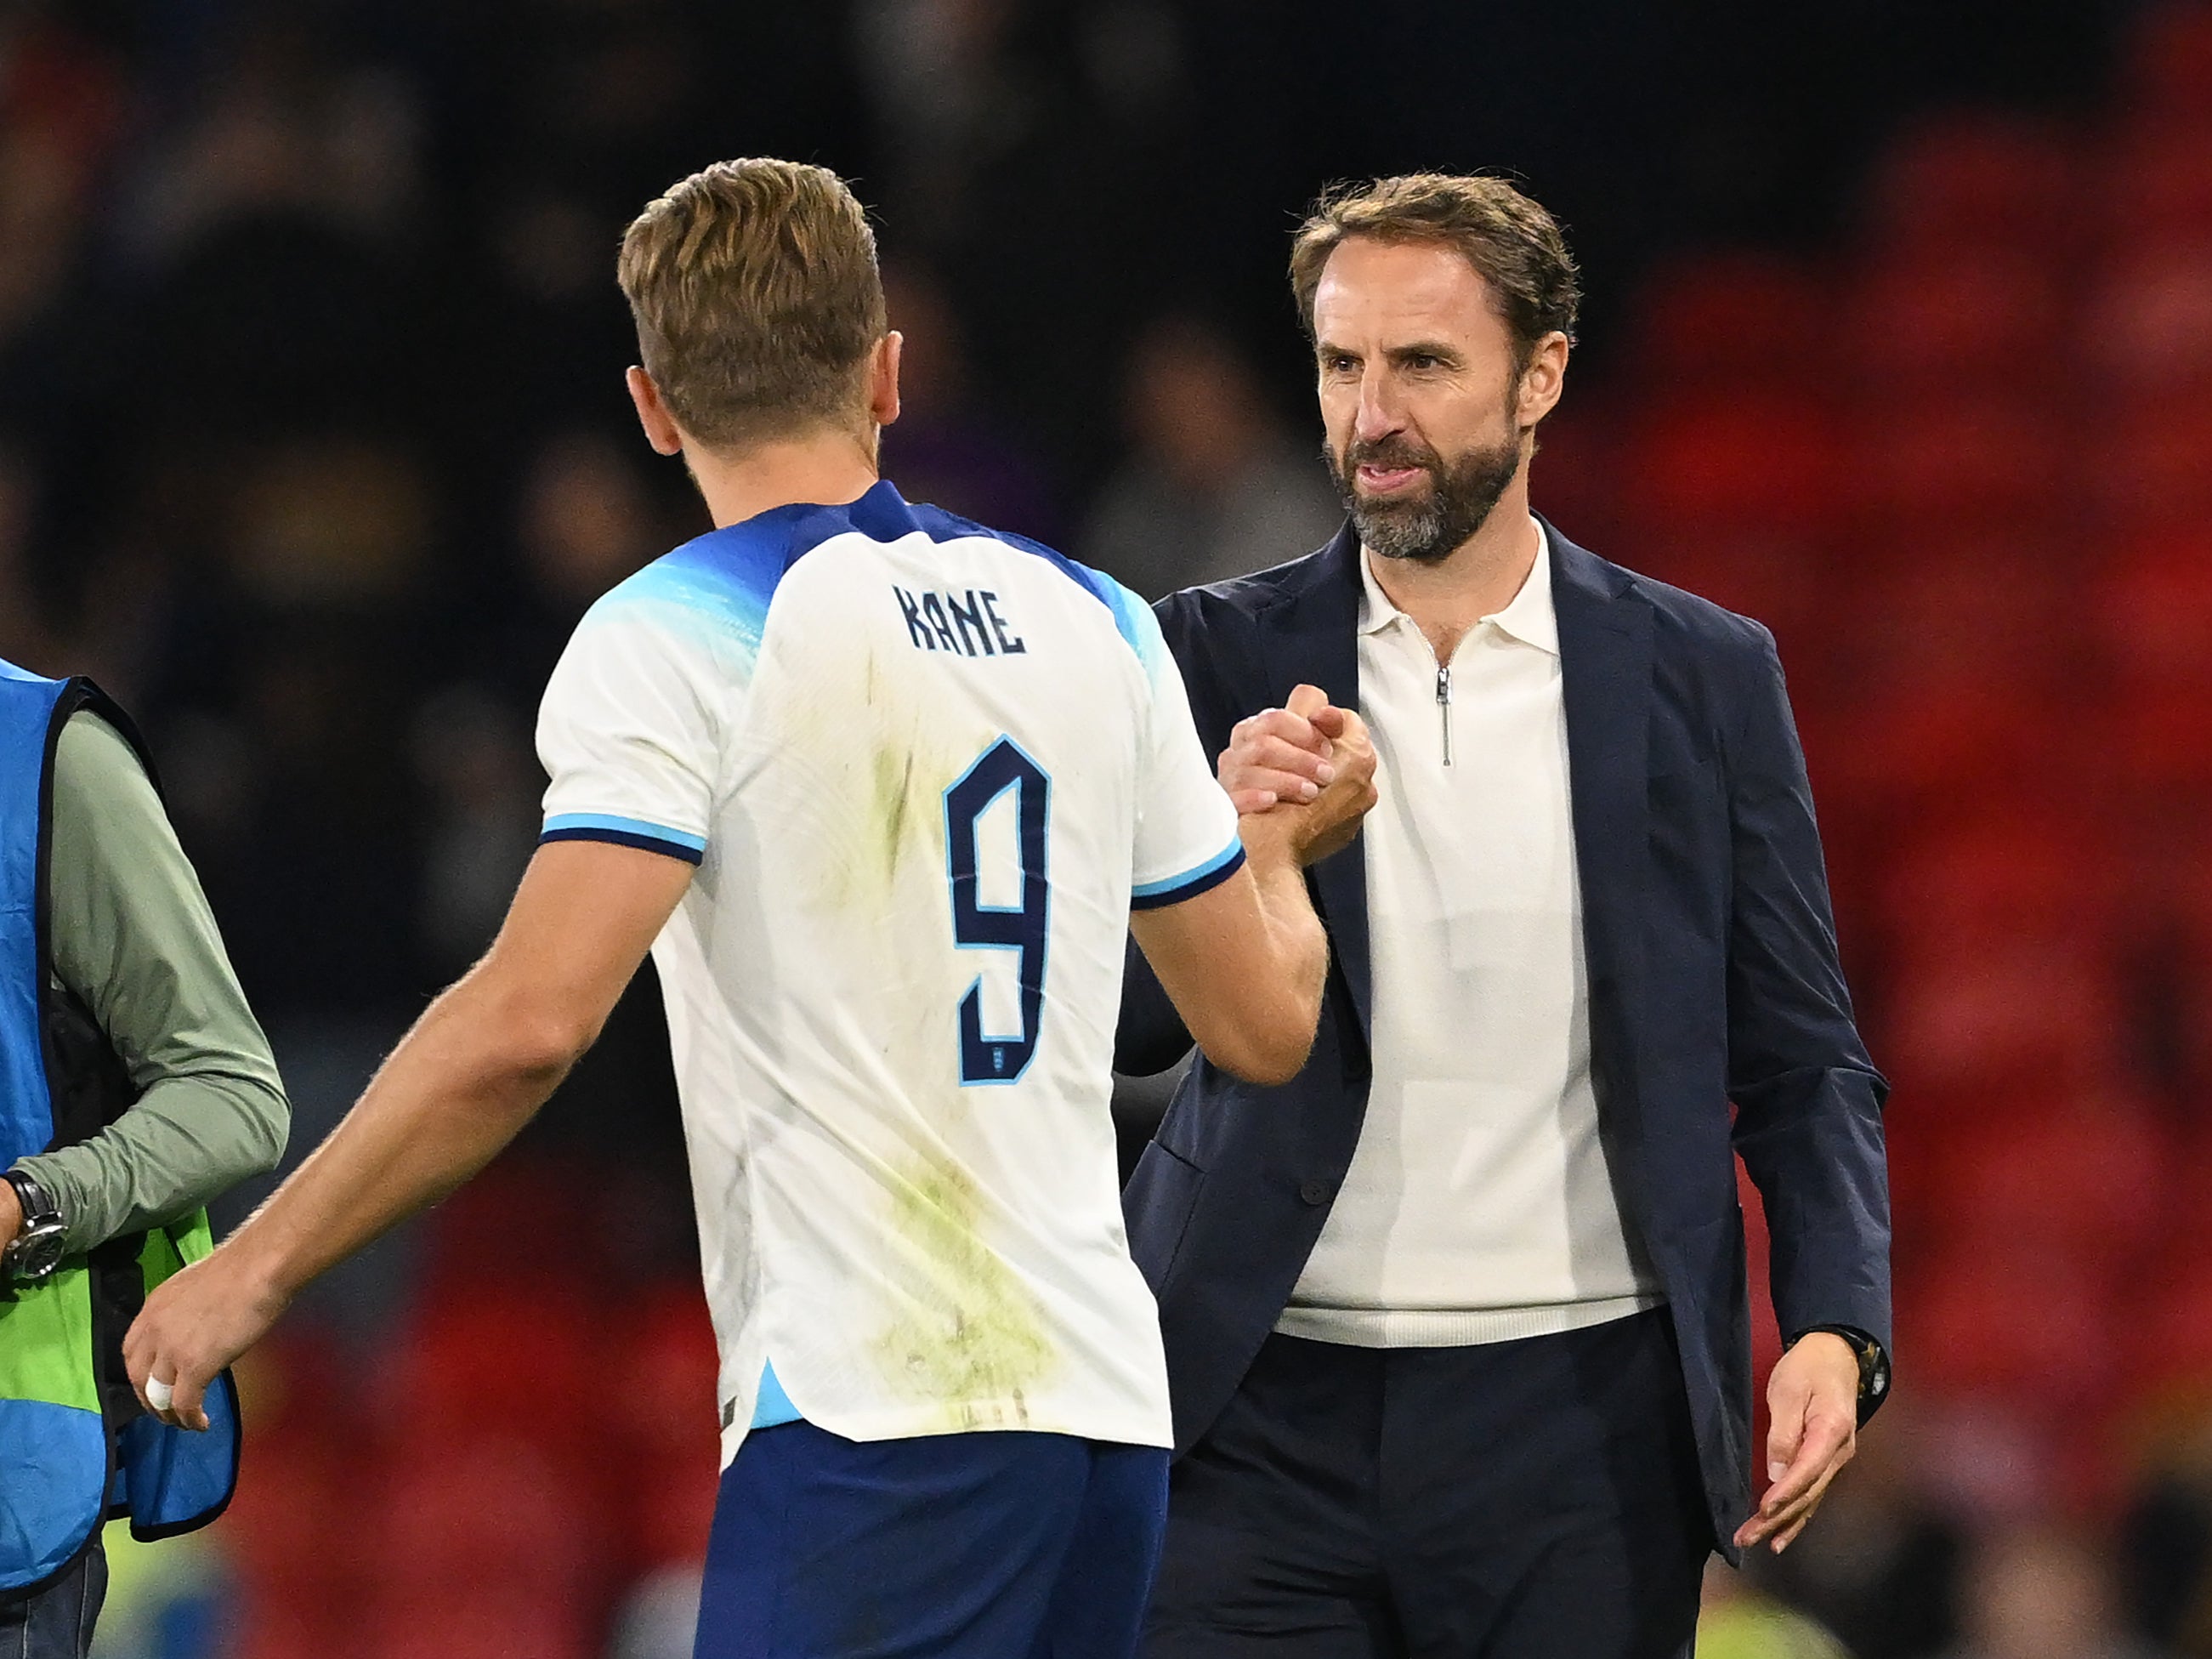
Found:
[536,481,1239,1464]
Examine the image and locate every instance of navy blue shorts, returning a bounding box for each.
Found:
[694,1422,1170,1659]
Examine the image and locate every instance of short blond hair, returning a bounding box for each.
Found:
[1289,173,1580,374]
[616,159,888,450]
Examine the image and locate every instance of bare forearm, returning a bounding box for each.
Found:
[122,843,689,1429]
[1243,836,1330,1036]
[223,977,576,1302]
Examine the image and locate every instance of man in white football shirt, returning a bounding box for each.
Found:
[120,160,1375,1659]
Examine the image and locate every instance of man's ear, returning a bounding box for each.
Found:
[1516,331,1570,430]
[866,332,903,429]
[627,366,687,457]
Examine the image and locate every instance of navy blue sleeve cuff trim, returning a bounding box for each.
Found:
[540,826,705,866]
[1130,843,1247,910]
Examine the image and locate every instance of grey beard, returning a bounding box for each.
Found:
[1356,493,1460,565]
[1332,435,1523,566]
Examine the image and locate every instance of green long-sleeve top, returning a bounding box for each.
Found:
[10,710,290,1253]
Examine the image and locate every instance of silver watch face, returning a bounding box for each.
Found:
[6,1219,65,1284]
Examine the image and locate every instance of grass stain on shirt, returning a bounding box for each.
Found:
[871,741,922,890]
[795,702,950,923]
[873,1157,1057,1429]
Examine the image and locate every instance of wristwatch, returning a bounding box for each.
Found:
[1792,1324,1890,1424]
[2,1168,67,1287]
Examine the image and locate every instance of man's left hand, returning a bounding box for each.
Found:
[0,1177,20,1251]
[122,1250,290,1432]
[1733,1331,1858,1554]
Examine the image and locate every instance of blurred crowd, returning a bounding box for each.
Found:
[3,1,2210,1656]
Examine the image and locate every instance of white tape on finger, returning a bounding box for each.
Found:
[146,1377,174,1412]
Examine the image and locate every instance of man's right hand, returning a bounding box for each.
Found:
[1226,685,1377,866]
[1132,685,1374,1085]
[1220,693,1344,814]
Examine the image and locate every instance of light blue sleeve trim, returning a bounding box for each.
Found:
[750,1359,805,1429]
[1132,835,1247,908]
[541,812,707,853]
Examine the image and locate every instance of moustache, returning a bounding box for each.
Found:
[1340,437,1443,476]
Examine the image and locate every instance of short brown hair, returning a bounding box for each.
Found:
[617,158,888,450]
[1289,173,1581,372]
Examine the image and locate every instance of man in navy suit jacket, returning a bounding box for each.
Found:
[1118,174,1890,1657]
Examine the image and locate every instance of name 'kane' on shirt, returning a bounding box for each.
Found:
[893,584,1026,657]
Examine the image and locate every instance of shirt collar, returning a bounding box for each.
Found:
[1357,516,1559,656]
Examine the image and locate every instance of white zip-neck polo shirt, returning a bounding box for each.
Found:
[1278,520,1662,1347]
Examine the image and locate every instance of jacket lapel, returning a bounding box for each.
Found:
[1257,525,1372,1034]
[1550,521,1654,1153]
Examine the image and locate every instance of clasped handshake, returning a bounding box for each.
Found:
[1224,684,1379,863]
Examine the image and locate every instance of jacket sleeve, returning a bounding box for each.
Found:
[14,711,291,1252]
[1721,627,1893,1378]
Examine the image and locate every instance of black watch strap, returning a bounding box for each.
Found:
[4,1166,58,1226]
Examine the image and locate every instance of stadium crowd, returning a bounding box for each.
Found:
[3,1,2211,1655]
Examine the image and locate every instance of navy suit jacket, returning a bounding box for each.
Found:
[1116,520,1891,1556]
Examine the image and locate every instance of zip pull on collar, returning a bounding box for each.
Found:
[1436,662,1453,767]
